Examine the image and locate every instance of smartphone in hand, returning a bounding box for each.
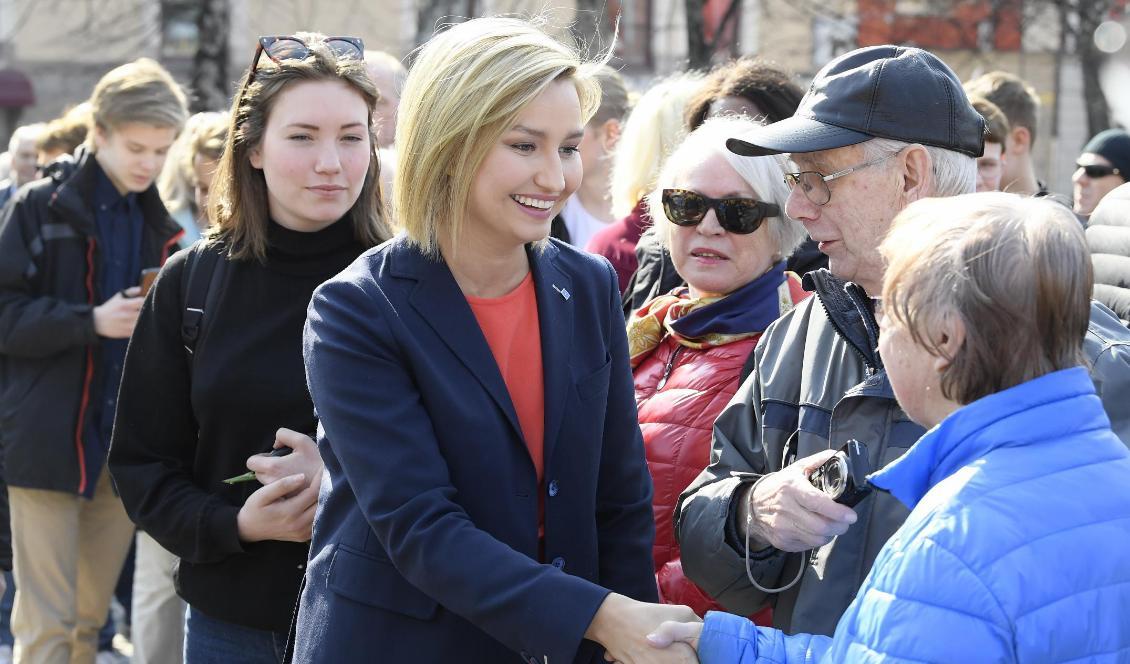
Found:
[223,446,295,484]
[139,267,161,297]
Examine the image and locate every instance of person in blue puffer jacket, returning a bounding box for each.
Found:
[647,192,1130,663]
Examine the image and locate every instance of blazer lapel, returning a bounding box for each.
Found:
[401,247,524,442]
[529,243,573,465]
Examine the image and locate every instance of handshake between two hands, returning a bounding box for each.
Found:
[586,593,705,664]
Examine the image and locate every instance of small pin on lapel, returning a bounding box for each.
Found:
[552,284,571,301]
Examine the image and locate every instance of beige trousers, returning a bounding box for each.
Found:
[130,532,184,664]
[9,470,135,664]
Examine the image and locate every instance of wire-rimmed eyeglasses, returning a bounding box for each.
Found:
[784,152,898,206]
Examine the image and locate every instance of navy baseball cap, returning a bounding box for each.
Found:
[727,45,985,158]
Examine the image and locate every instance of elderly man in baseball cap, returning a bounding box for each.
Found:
[672,44,1130,642]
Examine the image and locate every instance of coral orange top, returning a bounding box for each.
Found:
[466,271,546,486]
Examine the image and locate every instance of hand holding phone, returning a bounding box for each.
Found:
[223,447,292,484]
[223,428,323,487]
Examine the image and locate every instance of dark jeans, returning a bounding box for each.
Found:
[184,607,286,664]
[0,571,13,646]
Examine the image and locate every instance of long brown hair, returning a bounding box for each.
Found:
[208,32,390,262]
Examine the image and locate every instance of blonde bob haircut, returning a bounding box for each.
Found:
[208,32,390,262]
[396,17,604,255]
[880,192,1092,405]
[646,116,805,262]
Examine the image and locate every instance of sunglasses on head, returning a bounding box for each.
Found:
[247,35,364,84]
[1076,163,1122,179]
[661,189,779,234]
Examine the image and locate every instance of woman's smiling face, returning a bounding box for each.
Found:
[464,79,585,252]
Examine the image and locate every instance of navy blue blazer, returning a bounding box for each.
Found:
[293,236,658,663]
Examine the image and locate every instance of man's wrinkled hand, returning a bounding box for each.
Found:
[738,450,858,552]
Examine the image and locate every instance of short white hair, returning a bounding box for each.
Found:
[9,123,45,152]
[860,137,976,197]
[364,50,408,91]
[646,115,807,259]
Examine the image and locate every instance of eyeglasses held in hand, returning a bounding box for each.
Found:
[1076,163,1122,179]
[661,189,779,234]
[247,35,364,85]
[783,152,897,206]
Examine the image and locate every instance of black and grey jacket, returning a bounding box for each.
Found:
[674,269,1130,636]
[0,146,183,496]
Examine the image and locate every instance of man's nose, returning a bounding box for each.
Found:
[785,185,819,223]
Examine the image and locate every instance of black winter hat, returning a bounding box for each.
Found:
[1081,129,1130,181]
[727,45,985,158]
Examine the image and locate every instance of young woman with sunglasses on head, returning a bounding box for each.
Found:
[626,116,808,623]
[293,17,699,664]
[108,33,389,663]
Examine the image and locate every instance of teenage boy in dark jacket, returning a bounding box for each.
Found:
[0,58,186,663]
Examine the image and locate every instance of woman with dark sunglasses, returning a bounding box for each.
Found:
[292,17,700,664]
[626,116,808,624]
[108,33,389,663]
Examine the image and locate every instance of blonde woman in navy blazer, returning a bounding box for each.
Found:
[292,18,700,664]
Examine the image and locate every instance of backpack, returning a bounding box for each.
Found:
[179,241,229,367]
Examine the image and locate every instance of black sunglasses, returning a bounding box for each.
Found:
[661,189,779,234]
[247,35,364,84]
[1076,163,1122,179]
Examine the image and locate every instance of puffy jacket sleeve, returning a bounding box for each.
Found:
[0,190,98,358]
[108,248,244,564]
[671,333,788,616]
[698,612,833,664]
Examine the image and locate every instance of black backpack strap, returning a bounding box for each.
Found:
[739,345,758,385]
[180,242,227,365]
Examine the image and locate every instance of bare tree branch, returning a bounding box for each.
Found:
[191,0,231,112]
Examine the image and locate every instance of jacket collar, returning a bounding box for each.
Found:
[49,146,180,241]
[390,238,575,463]
[803,269,882,373]
[869,366,1103,509]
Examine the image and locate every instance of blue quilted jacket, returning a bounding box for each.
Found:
[699,366,1130,663]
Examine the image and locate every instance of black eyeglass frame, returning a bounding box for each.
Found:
[661,189,780,235]
[246,35,365,86]
[1075,163,1123,179]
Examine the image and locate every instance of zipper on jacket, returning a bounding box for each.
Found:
[656,345,685,390]
[73,237,97,495]
[813,291,872,373]
[844,282,883,372]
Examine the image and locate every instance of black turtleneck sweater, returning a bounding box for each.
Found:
[109,218,366,632]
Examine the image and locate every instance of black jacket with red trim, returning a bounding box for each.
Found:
[0,146,183,499]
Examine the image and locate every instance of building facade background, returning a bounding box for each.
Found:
[0,0,1127,198]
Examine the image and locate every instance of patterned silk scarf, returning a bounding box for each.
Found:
[627,261,794,368]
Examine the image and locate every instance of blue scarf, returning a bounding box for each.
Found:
[628,261,790,364]
[670,261,787,338]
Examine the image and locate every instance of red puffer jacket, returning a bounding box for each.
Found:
[632,278,808,622]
